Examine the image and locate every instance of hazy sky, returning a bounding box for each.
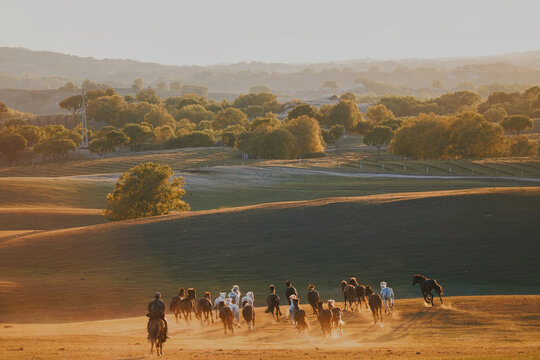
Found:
[1,0,539,65]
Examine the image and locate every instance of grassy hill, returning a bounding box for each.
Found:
[0,187,538,322]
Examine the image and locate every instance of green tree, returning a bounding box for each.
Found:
[500,115,533,135]
[89,137,115,159]
[17,125,43,148]
[156,81,168,91]
[250,113,281,131]
[104,162,189,221]
[287,104,317,120]
[154,125,175,143]
[104,130,129,149]
[364,125,394,155]
[143,107,176,128]
[59,82,78,91]
[0,133,27,162]
[34,138,76,161]
[213,108,248,130]
[170,81,182,91]
[258,128,298,159]
[507,135,538,157]
[365,104,395,123]
[285,115,324,155]
[482,107,508,123]
[132,78,144,91]
[136,88,160,104]
[121,123,154,151]
[87,95,127,125]
[172,104,214,123]
[328,100,363,131]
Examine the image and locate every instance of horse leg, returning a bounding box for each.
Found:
[438,293,443,304]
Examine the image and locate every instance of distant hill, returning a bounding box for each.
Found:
[1,47,540,96]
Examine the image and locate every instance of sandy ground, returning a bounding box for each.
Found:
[1,296,539,359]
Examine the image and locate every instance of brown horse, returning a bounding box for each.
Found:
[292,298,308,332]
[242,300,256,331]
[328,299,343,335]
[365,286,383,324]
[169,287,185,323]
[341,280,357,311]
[265,284,282,320]
[218,300,234,334]
[412,274,444,306]
[307,284,320,315]
[354,284,369,310]
[179,288,196,323]
[317,300,332,337]
[147,318,167,356]
[195,292,214,325]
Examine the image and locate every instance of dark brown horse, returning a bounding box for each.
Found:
[147,318,167,356]
[307,284,320,315]
[218,301,234,334]
[328,299,343,335]
[365,286,383,324]
[354,284,368,310]
[317,300,332,337]
[292,298,308,332]
[242,300,256,331]
[195,292,214,325]
[265,284,282,320]
[169,287,185,323]
[412,274,444,305]
[179,288,196,323]
[341,279,357,311]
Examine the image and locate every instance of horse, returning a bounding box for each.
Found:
[285,280,298,305]
[265,284,282,320]
[195,292,214,325]
[366,286,383,324]
[354,284,369,310]
[147,317,167,356]
[412,274,443,306]
[317,300,332,337]
[228,285,241,306]
[292,297,308,332]
[328,299,344,335]
[218,301,234,335]
[242,299,256,330]
[380,282,395,314]
[225,297,241,326]
[179,288,196,323]
[307,284,321,315]
[241,291,254,307]
[341,280,357,311]
[169,287,185,323]
[214,292,227,319]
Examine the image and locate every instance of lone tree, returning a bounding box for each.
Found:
[364,125,394,155]
[500,115,533,135]
[104,162,189,221]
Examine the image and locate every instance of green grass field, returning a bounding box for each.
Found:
[1,187,538,322]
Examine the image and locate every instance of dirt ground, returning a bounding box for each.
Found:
[1,296,539,359]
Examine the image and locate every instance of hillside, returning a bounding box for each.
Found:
[0,187,538,323]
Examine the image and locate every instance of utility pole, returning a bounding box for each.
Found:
[80,89,89,148]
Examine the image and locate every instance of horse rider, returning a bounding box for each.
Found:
[285,280,298,305]
[147,292,168,337]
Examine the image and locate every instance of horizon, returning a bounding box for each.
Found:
[2,0,540,66]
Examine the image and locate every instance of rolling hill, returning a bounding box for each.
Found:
[0,187,538,323]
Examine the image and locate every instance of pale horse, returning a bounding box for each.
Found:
[225,297,241,326]
[228,285,241,306]
[380,281,395,314]
[241,291,254,307]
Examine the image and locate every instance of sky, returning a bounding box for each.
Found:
[1,0,539,66]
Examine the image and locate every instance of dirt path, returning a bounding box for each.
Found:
[1,296,539,359]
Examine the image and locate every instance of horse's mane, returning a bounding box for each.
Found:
[413,274,428,280]
[432,279,444,294]
[349,277,359,286]
[204,292,211,298]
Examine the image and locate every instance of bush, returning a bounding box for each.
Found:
[165,131,216,149]
[507,136,538,157]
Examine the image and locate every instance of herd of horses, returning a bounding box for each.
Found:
[147,274,444,356]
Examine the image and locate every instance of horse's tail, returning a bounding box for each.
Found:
[433,280,443,295]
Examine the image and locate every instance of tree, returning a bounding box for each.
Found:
[59,82,77,91]
[165,131,216,149]
[482,107,508,123]
[34,138,76,161]
[182,85,208,97]
[364,126,394,155]
[87,95,127,125]
[0,102,8,115]
[143,107,175,128]
[172,104,214,123]
[17,125,43,148]
[156,81,168,91]
[245,105,265,119]
[507,135,538,157]
[169,81,182,91]
[258,128,298,159]
[250,113,281,131]
[339,92,356,101]
[435,91,482,114]
[365,104,395,123]
[89,137,115,159]
[132,78,144,91]
[500,115,533,135]
[122,123,154,151]
[249,85,271,94]
[328,100,363,131]
[104,162,189,221]
[285,115,324,155]
[154,125,175,143]
[287,104,317,120]
[213,108,248,130]
[104,130,129,149]
[136,89,160,104]
[59,95,83,116]
[0,133,27,162]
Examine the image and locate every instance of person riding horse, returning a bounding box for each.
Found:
[147,292,168,337]
[285,280,298,305]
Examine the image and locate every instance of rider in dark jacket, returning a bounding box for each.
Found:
[285,280,298,305]
[147,292,168,336]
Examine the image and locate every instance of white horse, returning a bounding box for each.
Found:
[241,291,254,307]
[380,282,395,314]
[214,292,227,319]
[228,285,241,306]
[225,297,241,326]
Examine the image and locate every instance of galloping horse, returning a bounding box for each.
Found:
[179,288,197,323]
[341,279,357,311]
[147,318,167,356]
[169,287,185,323]
[412,274,443,306]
